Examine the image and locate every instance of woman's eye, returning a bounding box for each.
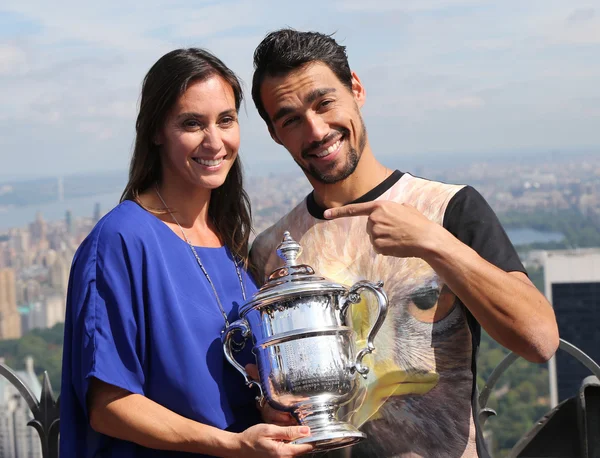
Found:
[220,116,236,126]
[183,119,201,129]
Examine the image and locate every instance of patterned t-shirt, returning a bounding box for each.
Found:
[250,171,525,458]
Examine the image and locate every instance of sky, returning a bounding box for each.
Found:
[0,0,599,179]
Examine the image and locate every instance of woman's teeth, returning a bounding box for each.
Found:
[193,157,223,166]
[315,139,341,158]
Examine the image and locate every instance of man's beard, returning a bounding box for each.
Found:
[296,116,367,185]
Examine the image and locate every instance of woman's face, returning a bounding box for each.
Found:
[156,75,240,192]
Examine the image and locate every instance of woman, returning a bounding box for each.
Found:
[59,48,312,457]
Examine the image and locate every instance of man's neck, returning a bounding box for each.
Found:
[310,149,392,209]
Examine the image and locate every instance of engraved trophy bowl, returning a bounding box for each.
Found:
[222,231,389,451]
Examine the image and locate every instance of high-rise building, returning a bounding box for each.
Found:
[93,202,101,223]
[9,229,30,254]
[48,252,69,299]
[65,209,73,235]
[543,249,600,406]
[20,302,45,334]
[0,268,21,340]
[44,295,65,329]
[0,357,43,458]
[29,212,47,246]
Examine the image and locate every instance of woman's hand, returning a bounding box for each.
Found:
[245,364,297,426]
[234,424,314,457]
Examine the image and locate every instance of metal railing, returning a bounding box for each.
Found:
[478,338,600,427]
[0,363,59,458]
[478,338,600,457]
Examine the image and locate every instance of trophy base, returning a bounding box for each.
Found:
[292,422,366,451]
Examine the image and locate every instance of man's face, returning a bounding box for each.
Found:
[260,62,367,184]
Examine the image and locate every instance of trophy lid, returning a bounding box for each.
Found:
[240,231,347,315]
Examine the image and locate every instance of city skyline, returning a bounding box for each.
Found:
[1,0,600,178]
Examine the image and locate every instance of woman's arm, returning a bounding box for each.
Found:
[88,378,313,457]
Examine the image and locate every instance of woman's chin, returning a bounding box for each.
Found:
[195,175,228,191]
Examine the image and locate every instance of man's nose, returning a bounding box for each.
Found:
[303,113,329,144]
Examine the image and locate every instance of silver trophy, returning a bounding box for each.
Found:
[222,232,388,451]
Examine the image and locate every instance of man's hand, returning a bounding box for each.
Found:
[245,364,297,426]
[324,201,444,258]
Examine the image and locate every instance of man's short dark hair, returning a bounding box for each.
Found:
[251,29,353,127]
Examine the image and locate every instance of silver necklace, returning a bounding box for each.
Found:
[154,187,247,347]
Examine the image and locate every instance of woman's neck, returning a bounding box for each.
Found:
[143,177,221,247]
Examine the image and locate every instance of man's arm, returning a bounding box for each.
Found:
[422,235,557,362]
[324,200,559,363]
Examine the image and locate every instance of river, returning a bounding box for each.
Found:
[0,194,566,247]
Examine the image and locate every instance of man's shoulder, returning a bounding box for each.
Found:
[392,173,466,201]
[390,173,468,224]
[251,199,311,263]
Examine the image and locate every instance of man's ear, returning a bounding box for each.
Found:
[351,71,366,108]
[268,124,282,145]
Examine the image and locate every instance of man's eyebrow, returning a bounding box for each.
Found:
[272,88,337,124]
[305,87,336,104]
[272,106,295,124]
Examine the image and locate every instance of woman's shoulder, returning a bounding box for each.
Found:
[77,200,159,257]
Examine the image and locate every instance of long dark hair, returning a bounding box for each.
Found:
[121,48,252,261]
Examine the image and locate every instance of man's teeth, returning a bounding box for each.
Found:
[193,157,223,166]
[315,139,341,158]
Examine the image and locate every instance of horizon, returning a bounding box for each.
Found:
[1,146,598,184]
[1,0,599,178]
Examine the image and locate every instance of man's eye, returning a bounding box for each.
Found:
[282,116,299,128]
[320,99,333,108]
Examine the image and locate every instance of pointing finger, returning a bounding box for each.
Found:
[323,202,378,220]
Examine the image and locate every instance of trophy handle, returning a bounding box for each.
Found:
[341,280,389,378]
[222,319,265,404]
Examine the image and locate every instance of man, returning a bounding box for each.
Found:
[249,29,559,457]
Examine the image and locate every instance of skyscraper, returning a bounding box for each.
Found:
[29,212,48,250]
[0,268,21,340]
[543,249,600,406]
[0,357,43,458]
[93,202,101,223]
[65,209,73,234]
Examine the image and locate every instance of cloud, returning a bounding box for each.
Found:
[529,5,600,46]
[567,8,596,24]
[335,0,488,13]
[0,43,28,76]
[0,0,599,178]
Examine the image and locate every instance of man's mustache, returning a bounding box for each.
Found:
[301,128,349,158]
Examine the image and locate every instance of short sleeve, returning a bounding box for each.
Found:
[443,186,526,274]
[68,224,146,418]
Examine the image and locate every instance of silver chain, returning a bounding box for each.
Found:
[154,187,247,349]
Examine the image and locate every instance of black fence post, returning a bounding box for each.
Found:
[0,362,60,458]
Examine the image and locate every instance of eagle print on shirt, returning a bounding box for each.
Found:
[251,174,480,457]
